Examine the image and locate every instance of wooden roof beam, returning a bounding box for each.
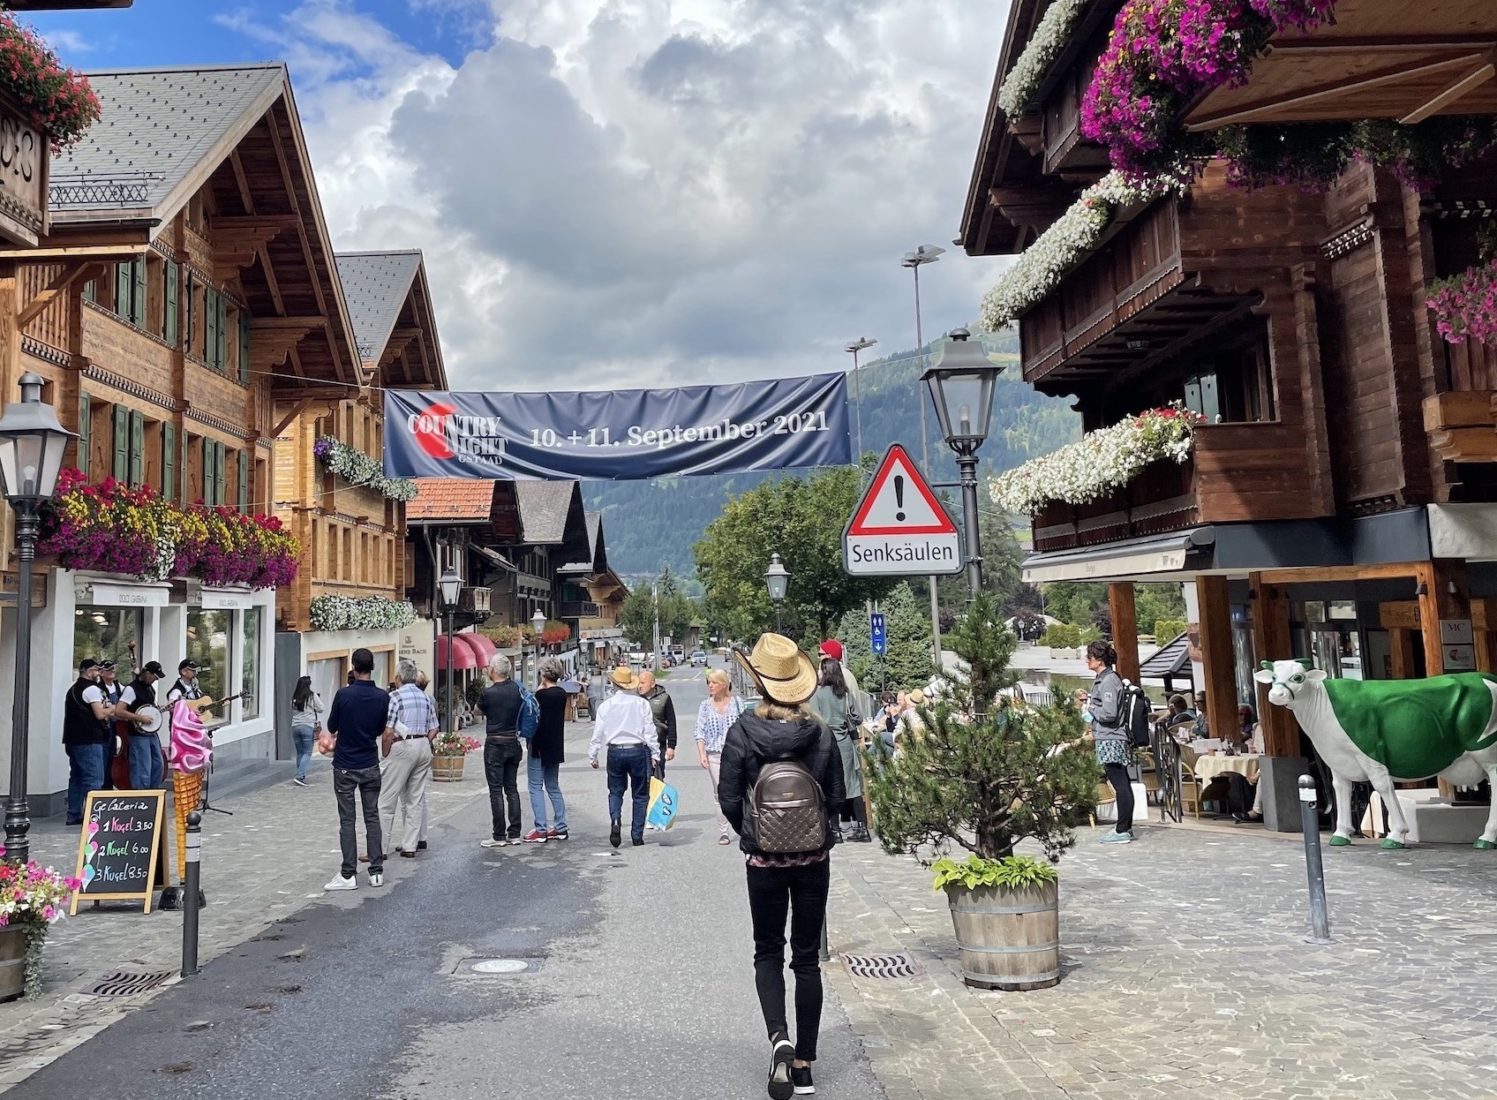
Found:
[1186,53,1483,130]
[17,260,103,327]
[1268,36,1497,55]
[1401,57,1497,124]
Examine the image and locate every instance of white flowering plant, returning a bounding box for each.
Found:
[309,594,418,632]
[990,403,1206,516]
[980,172,1184,332]
[312,437,418,502]
[997,0,1090,118]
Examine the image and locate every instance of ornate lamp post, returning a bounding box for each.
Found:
[531,608,547,688]
[764,552,790,633]
[922,328,998,603]
[438,566,461,738]
[0,373,76,863]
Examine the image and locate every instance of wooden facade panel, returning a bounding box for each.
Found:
[81,308,177,396]
[19,262,76,353]
[186,362,255,430]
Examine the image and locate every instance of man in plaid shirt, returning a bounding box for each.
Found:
[380,658,439,859]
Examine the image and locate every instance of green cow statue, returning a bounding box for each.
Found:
[1254,659,1497,849]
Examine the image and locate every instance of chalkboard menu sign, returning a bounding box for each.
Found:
[69,790,166,915]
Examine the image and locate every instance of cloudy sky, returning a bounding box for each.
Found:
[33,0,1012,391]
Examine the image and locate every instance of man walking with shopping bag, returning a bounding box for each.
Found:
[380,658,438,858]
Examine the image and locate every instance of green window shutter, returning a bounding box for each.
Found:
[205,289,219,369]
[238,312,250,384]
[128,410,144,485]
[130,259,146,325]
[77,392,90,478]
[164,261,179,346]
[199,437,211,503]
[114,263,130,319]
[162,421,176,501]
[112,405,129,481]
[216,443,227,505]
[216,295,228,371]
[238,451,250,513]
[185,272,196,356]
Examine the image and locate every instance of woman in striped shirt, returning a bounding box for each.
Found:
[695,667,745,845]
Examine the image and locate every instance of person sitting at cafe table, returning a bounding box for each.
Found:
[1163,694,1197,733]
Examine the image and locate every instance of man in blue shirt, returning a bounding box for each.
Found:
[324,648,387,890]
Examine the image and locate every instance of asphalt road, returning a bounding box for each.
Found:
[15,664,885,1100]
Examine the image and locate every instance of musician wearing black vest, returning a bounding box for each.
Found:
[117,660,167,789]
[63,658,111,824]
[166,659,204,710]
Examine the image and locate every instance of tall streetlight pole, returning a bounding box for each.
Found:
[531,608,547,688]
[902,244,946,669]
[844,336,876,476]
[0,374,75,864]
[764,552,789,633]
[438,567,461,740]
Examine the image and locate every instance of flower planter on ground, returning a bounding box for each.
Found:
[0,926,26,1003]
[431,732,480,782]
[945,879,1060,991]
[431,755,465,782]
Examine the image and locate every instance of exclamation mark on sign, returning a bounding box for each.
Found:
[894,475,905,521]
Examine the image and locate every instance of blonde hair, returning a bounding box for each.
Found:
[705,668,731,689]
[755,700,809,722]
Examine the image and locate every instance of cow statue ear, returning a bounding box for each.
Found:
[1252,668,1275,684]
[1258,660,1274,670]
[1305,669,1327,683]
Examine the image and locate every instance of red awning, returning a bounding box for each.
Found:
[456,633,496,667]
[435,634,479,672]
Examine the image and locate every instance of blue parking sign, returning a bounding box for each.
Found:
[871,613,887,656]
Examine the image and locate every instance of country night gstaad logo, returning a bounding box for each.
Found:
[407,403,508,465]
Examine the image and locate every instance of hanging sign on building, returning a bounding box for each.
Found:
[383,372,850,481]
[842,445,963,577]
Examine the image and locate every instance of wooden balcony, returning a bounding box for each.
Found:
[559,599,600,619]
[1032,423,1328,552]
[1424,390,1497,462]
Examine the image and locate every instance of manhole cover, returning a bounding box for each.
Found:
[89,970,176,996]
[455,957,544,976]
[841,953,924,979]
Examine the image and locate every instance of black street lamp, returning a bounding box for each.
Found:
[922,328,998,603]
[531,608,546,688]
[764,552,789,633]
[438,566,461,739]
[0,373,76,863]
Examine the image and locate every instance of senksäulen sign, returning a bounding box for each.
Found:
[383,372,851,481]
[0,92,48,247]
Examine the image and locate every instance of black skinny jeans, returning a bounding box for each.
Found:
[484,737,524,840]
[334,765,383,877]
[747,858,831,1063]
[1104,762,1135,834]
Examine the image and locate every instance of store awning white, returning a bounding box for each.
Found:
[1427,504,1497,561]
[1021,529,1213,584]
[74,580,172,607]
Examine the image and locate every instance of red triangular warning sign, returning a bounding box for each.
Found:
[848,445,958,536]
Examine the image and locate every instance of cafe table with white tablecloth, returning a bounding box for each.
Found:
[1188,752,1263,784]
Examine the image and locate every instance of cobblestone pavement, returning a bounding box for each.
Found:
[0,751,487,1091]
[825,822,1497,1100]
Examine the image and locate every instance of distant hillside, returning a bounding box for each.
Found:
[584,330,1078,576]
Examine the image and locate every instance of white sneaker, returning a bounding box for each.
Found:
[369,871,384,887]
[324,874,357,891]
[480,838,507,849]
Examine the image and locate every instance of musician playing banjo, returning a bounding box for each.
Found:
[116,660,168,788]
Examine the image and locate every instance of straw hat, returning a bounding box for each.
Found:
[609,665,638,690]
[735,633,818,706]
[908,689,927,706]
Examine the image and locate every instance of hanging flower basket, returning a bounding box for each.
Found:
[313,437,417,502]
[1427,259,1497,348]
[0,13,101,152]
[309,595,417,632]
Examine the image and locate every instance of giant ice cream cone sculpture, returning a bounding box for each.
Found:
[169,699,211,882]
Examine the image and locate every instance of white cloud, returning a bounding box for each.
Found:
[230,0,1012,390]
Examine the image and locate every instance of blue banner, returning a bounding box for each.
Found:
[383,372,851,481]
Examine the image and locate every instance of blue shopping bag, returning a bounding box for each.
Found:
[646,777,678,830]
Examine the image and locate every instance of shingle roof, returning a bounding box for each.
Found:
[335,251,424,365]
[51,64,287,223]
[513,481,578,544]
[407,479,496,524]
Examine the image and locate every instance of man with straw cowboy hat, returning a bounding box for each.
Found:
[718,633,844,1100]
[588,665,659,848]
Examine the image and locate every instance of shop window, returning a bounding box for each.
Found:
[74,606,143,671]
[186,609,231,707]
[241,608,261,720]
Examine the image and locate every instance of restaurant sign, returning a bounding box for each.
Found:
[0,96,48,247]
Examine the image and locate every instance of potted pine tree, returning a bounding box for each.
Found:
[866,594,1098,991]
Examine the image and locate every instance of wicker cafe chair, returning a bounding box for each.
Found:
[1089,780,1117,831]
[1177,743,1206,819]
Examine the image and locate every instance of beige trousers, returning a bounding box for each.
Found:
[378,738,432,854]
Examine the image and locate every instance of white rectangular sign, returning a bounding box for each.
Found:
[1440,619,1474,646]
[844,532,963,575]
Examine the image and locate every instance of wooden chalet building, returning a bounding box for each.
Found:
[963,1,1497,832]
[271,250,446,706]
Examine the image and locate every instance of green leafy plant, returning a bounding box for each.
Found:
[867,593,1100,870]
[1152,617,1187,642]
[1039,623,1081,649]
[931,853,1058,893]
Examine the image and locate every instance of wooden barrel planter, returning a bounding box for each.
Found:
[431,755,466,783]
[946,880,1060,991]
[0,926,28,1003]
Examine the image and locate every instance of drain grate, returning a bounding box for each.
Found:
[841,952,924,979]
[88,970,176,996]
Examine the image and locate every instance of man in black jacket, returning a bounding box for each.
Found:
[638,670,676,780]
[716,634,845,1100]
[63,659,111,824]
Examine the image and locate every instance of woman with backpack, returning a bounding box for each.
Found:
[718,633,846,1100]
[809,656,868,843]
[1085,639,1134,844]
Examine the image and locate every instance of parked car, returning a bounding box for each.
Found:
[690,650,708,667]
[627,651,647,667]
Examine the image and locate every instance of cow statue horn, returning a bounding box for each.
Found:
[1259,660,1274,671]
[1294,657,1312,669]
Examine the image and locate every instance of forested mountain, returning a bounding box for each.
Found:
[583,330,1078,577]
